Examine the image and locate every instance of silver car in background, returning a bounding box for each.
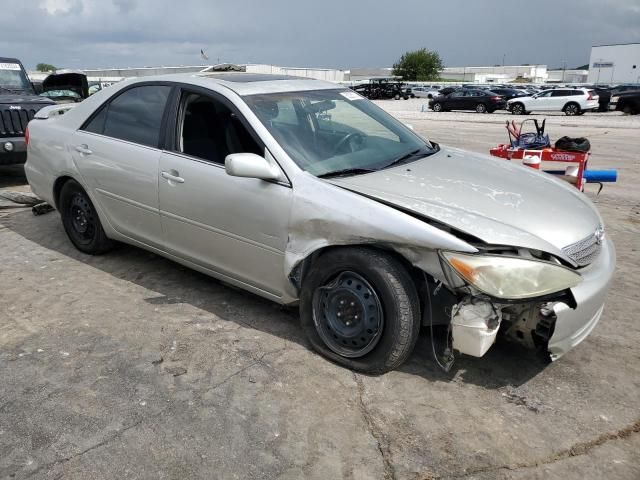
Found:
[25,73,615,373]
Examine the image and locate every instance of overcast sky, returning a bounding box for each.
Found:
[3,0,639,71]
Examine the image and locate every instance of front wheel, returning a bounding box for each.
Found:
[511,103,525,115]
[59,179,114,254]
[432,102,443,112]
[300,248,420,374]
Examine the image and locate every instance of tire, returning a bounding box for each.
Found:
[394,94,401,100]
[511,103,525,115]
[59,179,114,254]
[622,104,637,115]
[300,248,420,374]
[432,102,443,112]
[563,102,580,116]
[475,103,487,113]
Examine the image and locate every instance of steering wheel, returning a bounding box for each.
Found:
[332,132,365,155]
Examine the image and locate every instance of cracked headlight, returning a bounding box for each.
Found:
[441,252,582,300]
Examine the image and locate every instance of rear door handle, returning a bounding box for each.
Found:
[75,144,92,155]
[161,170,185,184]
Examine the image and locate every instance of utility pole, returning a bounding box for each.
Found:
[562,61,566,83]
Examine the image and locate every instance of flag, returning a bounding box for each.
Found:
[200,49,209,61]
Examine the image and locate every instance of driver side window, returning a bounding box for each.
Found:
[176,92,262,164]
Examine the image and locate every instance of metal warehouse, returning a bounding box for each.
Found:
[587,42,640,84]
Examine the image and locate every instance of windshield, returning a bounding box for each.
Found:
[244,89,435,177]
[0,62,32,92]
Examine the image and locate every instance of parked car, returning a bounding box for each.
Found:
[429,89,507,113]
[489,87,528,101]
[610,89,640,114]
[40,69,89,102]
[26,73,615,373]
[507,88,599,116]
[351,78,411,100]
[0,56,55,165]
[412,86,442,99]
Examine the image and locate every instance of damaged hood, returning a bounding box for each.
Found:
[42,70,89,99]
[328,146,602,259]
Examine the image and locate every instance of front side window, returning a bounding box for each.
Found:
[244,89,435,177]
[84,85,171,148]
[177,92,261,164]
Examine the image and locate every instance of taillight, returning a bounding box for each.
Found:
[25,126,29,147]
[587,91,595,100]
[491,96,502,101]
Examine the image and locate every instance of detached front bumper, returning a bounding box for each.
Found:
[548,237,616,360]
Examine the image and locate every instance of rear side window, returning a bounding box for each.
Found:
[551,90,569,97]
[83,85,171,148]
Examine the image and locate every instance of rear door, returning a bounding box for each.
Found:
[72,83,172,247]
[157,87,292,297]
[549,90,571,110]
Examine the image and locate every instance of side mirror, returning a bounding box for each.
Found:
[225,153,279,181]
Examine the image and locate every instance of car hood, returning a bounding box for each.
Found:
[328,146,602,262]
[42,70,89,99]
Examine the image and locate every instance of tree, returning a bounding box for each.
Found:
[392,49,443,81]
[36,63,57,72]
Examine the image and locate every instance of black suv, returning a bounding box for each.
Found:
[0,57,55,165]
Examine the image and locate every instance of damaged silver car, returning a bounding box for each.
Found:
[25,73,615,373]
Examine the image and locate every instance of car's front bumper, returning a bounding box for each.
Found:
[548,237,616,360]
[0,137,27,165]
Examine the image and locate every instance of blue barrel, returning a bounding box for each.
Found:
[583,170,617,183]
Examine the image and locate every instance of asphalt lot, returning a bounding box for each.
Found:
[1,106,639,479]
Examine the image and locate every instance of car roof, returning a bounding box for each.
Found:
[123,72,340,96]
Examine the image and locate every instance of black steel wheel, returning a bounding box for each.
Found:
[312,271,383,358]
[300,247,421,374]
[59,179,114,254]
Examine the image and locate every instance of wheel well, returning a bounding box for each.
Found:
[297,244,428,317]
[563,101,580,110]
[52,176,74,209]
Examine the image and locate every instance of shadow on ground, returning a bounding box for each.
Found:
[1,208,548,389]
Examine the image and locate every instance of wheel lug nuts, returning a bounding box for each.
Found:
[350,302,355,307]
[337,313,341,317]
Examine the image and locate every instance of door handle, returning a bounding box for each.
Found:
[75,144,92,155]
[161,170,185,184]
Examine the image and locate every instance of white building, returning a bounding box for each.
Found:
[587,43,640,84]
[440,65,548,83]
[546,69,589,84]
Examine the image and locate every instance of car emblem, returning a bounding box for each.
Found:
[8,105,21,110]
[594,227,605,245]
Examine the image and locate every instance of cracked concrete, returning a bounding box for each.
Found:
[1,112,639,479]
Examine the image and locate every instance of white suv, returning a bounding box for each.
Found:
[507,88,599,116]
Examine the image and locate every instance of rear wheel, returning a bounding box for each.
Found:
[300,248,420,374]
[432,102,443,112]
[476,103,487,113]
[564,102,580,116]
[59,180,114,254]
[511,103,525,115]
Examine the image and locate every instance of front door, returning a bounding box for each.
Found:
[158,89,292,297]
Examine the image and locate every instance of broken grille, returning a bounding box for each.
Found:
[563,231,602,267]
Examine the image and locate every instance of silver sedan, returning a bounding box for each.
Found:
[25,73,615,373]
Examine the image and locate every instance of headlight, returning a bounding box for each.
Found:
[610,96,619,103]
[441,252,582,300]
